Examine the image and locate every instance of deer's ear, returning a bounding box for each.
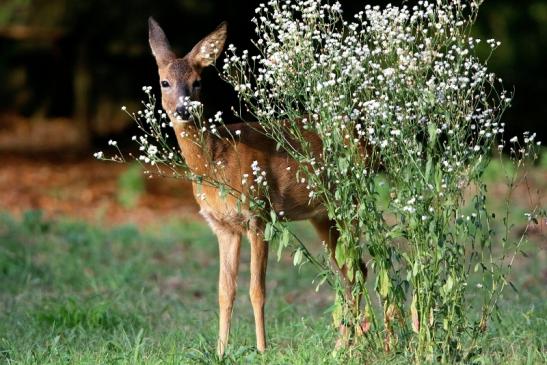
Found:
[148,17,176,68]
[189,21,227,68]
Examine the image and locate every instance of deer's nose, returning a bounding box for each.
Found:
[175,105,190,120]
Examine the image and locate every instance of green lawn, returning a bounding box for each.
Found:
[0,209,545,364]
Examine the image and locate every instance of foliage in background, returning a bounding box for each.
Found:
[0,0,546,143]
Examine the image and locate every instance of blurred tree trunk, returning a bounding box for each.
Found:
[73,44,91,149]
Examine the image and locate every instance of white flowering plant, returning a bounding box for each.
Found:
[94,0,544,361]
[219,0,543,361]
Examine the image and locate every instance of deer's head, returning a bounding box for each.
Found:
[148,17,227,120]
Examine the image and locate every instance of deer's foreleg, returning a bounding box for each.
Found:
[215,226,241,357]
[247,228,268,353]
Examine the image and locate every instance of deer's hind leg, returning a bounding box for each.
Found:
[311,215,368,287]
[311,216,345,279]
[202,212,242,357]
[311,216,364,347]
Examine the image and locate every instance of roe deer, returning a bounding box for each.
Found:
[148,17,352,356]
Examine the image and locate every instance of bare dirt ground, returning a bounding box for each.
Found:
[0,153,200,226]
[0,151,545,237]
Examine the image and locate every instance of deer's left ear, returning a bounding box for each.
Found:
[189,21,228,68]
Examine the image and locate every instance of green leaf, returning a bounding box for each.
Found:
[315,275,327,292]
[335,243,346,264]
[379,269,391,299]
[277,227,290,261]
[427,122,437,146]
[264,222,274,241]
[293,249,303,266]
[443,275,454,293]
[425,158,432,180]
[280,227,290,247]
[270,210,277,224]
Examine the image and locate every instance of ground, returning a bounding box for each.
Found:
[0,153,545,364]
[0,153,198,225]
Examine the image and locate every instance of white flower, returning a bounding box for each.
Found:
[509,136,518,143]
[382,67,395,77]
[147,145,158,156]
[251,160,260,173]
[403,206,416,213]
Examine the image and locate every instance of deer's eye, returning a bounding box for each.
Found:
[192,79,201,89]
[161,80,170,88]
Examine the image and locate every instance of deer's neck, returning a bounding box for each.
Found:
[171,119,211,176]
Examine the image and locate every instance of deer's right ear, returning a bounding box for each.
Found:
[148,17,176,68]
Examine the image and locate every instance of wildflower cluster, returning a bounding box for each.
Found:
[222,0,542,361]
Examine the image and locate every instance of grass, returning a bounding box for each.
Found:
[0,167,545,365]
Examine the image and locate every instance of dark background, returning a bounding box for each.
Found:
[0,0,546,152]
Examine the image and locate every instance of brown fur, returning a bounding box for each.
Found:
[148,17,340,356]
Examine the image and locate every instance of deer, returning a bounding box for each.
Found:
[148,17,360,356]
